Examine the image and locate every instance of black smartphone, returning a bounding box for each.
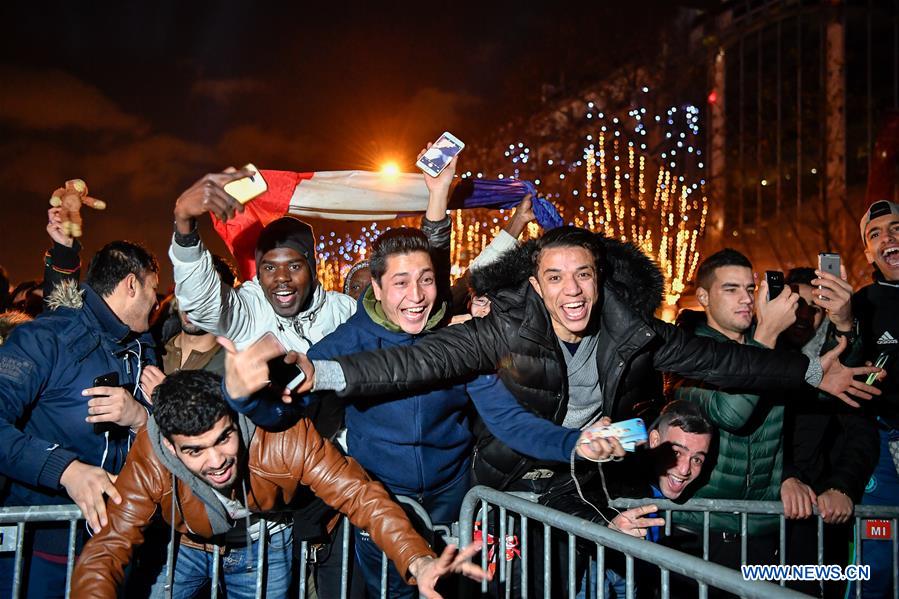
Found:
[266,356,306,391]
[765,270,785,301]
[92,372,120,434]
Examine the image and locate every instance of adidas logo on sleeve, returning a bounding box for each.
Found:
[878,331,898,345]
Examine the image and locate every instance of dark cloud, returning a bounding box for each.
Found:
[0,66,146,132]
[191,77,264,103]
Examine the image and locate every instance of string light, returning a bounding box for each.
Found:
[313,90,707,318]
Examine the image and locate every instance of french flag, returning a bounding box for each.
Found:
[211,169,560,279]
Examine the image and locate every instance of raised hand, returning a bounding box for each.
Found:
[817,336,883,408]
[610,505,666,538]
[811,267,854,331]
[419,143,458,220]
[217,335,285,399]
[173,168,254,233]
[411,542,491,599]
[754,279,799,348]
[60,461,121,532]
[47,207,74,247]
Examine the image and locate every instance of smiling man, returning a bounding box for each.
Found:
[168,169,356,352]
[71,343,488,598]
[851,200,899,599]
[292,226,881,598]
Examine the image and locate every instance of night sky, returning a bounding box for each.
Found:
[0,1,679,288]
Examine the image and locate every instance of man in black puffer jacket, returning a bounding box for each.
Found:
[297,226,880,596]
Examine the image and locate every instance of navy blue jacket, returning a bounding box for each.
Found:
[0,285,154,550]
[307,305,474,495]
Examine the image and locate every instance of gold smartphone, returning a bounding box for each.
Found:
[224,164,267,204]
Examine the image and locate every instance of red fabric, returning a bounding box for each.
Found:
[211,170,315,280]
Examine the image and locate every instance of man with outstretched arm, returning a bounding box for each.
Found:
[71,336,489,598]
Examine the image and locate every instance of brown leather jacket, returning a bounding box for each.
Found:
[71,417,435,597]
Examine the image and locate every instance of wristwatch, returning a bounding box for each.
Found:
[832,318,859,344]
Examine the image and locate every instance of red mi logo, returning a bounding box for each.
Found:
[863,520,892,540]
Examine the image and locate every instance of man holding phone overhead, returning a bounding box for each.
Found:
[169,167,357,353]
[0,241,159,599]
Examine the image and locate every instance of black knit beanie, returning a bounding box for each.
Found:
[254,217,318,283]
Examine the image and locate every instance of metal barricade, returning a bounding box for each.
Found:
[0,496,440,599]
[459,485,811,599]
[610,497,899,599]
[0,505,83,599]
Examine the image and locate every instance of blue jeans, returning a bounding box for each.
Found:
[355,471,470,599]
[849,428,899,599]
[148,527,292,599]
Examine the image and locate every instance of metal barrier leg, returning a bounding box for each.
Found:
[341,516,350,599]
[740,513,748,566]
[817,516,825,598]
[12,522,24,599]
[298,541,308,599]
[779,514,786,587]
[568,533,576,598]
[481,500,489,594]
[855,516,862,599]
[521,515,528,598]
[543,523,551,599]
[211,546,221,597]
[505,514,515,599]
[255,521,267,599]
[893,518,898,599]
[380,550,388,599]
[500,507,507,594]
[700,512,709,599]
[625,554,634,599]
[597,544,605,599]
[64,520,77,599]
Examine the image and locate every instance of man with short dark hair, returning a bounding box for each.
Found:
[851,200,899,598]
[290,227,880,598]
[669,248,803,582]
[71,341,489,598]
[0,240,160,598]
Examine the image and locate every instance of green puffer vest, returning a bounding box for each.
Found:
[671,324,784,535]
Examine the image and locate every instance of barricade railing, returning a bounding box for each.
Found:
[459,485,811,599]
[0,505,83,599]
[610,497,899,599]
[0,496,440,599]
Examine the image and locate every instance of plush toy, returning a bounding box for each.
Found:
[49,179,106,238]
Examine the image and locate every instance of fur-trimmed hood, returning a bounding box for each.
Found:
[469,233,665,318]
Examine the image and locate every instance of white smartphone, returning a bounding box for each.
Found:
[416,132,465,177]
[224,163,268,205]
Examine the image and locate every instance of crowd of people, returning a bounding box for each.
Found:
[0,148,896,599]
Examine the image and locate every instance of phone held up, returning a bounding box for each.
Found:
[224,163,268,205]
[818,253,841,278]
[765,270,785,301]
[253,332,306,392]
[416,132,465,178]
